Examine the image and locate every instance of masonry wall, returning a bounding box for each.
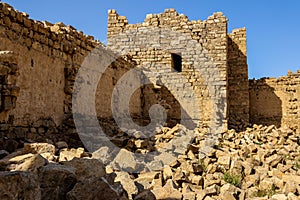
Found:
[249,71,300,133]
[107,9,229,132]
[0,3,142,151]
[227,28,249,130]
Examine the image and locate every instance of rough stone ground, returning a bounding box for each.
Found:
[0,124,299,200]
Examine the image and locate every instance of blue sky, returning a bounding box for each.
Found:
[2,0,300,78]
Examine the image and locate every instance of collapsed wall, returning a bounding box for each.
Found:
[249,71,300,133]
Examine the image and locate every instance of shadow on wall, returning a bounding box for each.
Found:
[136,84,197,129]
[227,35,250,130]
[249,79,282,127]
[95,58,197,137]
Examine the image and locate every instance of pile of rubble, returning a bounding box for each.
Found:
[0,124,299,200]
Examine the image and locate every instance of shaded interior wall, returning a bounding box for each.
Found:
[0,3,141,150]
[249,71,300,133]
[0,51,19,122]
[227,28,249,130]
[107,9,229,131]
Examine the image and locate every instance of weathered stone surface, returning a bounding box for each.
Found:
[113,149,138,171]
[0,171,41,200]
[66,177,128,200]
[151,179,182,200]
[92,146,112,165]
[115,171,138,199]
[0,3,299,199]
[0,150,9,159]
[134,190,156,200]
[55,141,68,149]
[163,165,173,181]
[39,163,77,200]
[0,153,47,172]
[24,143,56,154]
[134,172,160,190]
[58,148,85,162]
[62,157,106,180]
[271,194,288,200]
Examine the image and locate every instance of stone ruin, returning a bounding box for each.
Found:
[0,3,299,150]
[0,3,300,200]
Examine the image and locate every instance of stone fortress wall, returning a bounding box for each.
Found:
[0,3,142,149]
[0,2,299,151]
[107,9,246,131]
[250,71,300,133]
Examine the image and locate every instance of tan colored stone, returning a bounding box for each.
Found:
[151,179,182,200]
[163,165,173,181]
[115,171,138,199]
[24,143,55,154]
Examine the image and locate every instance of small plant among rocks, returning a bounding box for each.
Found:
[255,185,276,198]
[198,159,207,173]
[223,172,242,187]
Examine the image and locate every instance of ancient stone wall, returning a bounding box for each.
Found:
[0,3,142,150]
[0,51,19,122]
[107,9,229,132]
[227,28,249,129]
[1,2,299,152]
[249,71,300,133]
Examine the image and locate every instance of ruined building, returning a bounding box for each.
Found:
[0,3,299,152]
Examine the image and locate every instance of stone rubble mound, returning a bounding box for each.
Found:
[0,124,299,200]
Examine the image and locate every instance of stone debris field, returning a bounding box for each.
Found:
[0,2,299,200]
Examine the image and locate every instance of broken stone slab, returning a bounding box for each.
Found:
[62,157,106,180]
[282,174,300,184]
[55,141,68,149]
[92,146,113,165]
[113,149,138,172]
[271,193,287,200]
[115,171,138,199]
[146,159,163,171]
[163,165,173,181]
[67,177,128,200]
[134,171,160,190]
[24,142,56,154]
[265,154,282,167]
[217,155,231,169]
[59,147,85,162]
[133,190,156,200]
[205,184,220,195]
[283,181,297,195]
[151,179,182,200]
[14,154,47,172]
[39,163,77,200]
[154,151,177,166]
[0,171,41,200]
[0,153,47,172]
[259,178,275,191]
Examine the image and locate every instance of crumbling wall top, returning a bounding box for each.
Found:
[0,2,101,54]
[107,8,228,38]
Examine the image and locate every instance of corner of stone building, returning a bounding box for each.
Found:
[227,27,250,130]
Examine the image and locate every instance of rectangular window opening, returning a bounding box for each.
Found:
[171,53,182,72]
